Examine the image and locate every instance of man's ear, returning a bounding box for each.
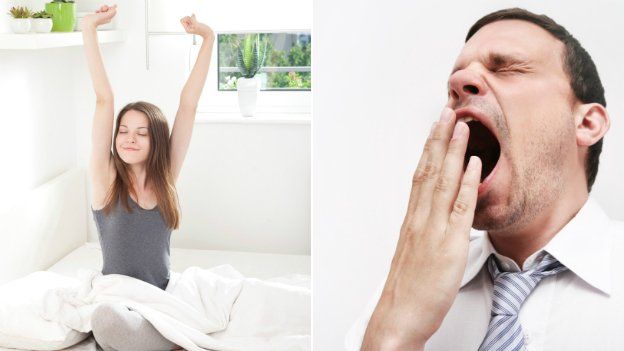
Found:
[575,103,610,147]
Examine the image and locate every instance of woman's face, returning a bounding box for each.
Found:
[115,110,151,165]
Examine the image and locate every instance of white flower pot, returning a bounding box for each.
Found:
[32,18,53,33]
[237,77,260,117]
[10,18,31,34]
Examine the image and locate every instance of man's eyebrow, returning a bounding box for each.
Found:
[451,52,530,75]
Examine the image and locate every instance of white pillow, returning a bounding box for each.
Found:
[0,271,88,350]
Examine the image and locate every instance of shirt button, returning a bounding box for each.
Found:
[524,332,532,344]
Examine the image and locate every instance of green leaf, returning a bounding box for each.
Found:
[242,35,254,71]
[9,6,32,18]
[237,46,250,77]
[259,40,268,69]
[251,38,259,77]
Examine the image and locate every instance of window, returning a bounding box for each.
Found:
[217,32,311,91]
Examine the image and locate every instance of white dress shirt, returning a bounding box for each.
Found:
[345,197,624,350]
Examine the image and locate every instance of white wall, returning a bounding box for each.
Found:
[0,1,81,213]
[175,122,310,254]
[313,0,624,349]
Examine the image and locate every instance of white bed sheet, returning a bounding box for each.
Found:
[0,243,310,351]
[46,242,310,280]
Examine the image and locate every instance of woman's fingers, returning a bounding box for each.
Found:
[180,15,198,33]
[180,14,197,23]
[99,4,116,13]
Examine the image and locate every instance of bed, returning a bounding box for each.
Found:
[47,241,310,280]
[0,168,310,350]
[31,244,310,351]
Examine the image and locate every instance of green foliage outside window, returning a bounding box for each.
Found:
[218,33,311,91]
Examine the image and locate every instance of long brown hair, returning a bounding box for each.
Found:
[100,101,180,229]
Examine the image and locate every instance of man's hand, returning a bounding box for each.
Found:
[180,14,215,41]
[82,4,117,30]
[361,107,482,350]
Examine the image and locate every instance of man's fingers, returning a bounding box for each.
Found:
[405,121,436,215]
[445,156,481,245]
[409,107,456,228]
[427,121,470,234]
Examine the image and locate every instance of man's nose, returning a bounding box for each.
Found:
[447,67,488,105]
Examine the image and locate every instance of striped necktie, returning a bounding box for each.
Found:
[478,253,568,351]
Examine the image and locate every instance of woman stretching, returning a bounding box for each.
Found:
[82,4,214,350]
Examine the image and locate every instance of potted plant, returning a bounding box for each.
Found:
[31,11,54,33]
[236,34,267,117]
[45,0,75,32]
[7,6,32,34]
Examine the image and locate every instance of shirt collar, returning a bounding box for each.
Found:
[461,197,612,295]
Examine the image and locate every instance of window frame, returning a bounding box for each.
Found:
[196,29,311,115]
[217,31,311,92]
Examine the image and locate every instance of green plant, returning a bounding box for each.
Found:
[7,6,32,19]
[219,75,238,90]
[236,34,268,79]
[50,0,75,3]
[31,10,53,19]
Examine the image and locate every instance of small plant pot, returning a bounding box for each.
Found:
[237,77,260,117]
[45,2,75,32]
[10,18,31,34]
[32,18,53,33]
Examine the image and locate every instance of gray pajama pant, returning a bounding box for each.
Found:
[90,302,178,351]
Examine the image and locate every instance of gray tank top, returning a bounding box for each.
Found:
[91,196,171,290]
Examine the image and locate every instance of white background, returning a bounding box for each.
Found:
[313,0,624,349]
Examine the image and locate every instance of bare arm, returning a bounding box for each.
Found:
[82,9,114,102]
[82,5,117,202]
[170,14,215,182]
[361,108,481,350]
[179,16,215,108]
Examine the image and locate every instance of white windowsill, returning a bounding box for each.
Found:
[196,112,311,125]
[0,30,125,50]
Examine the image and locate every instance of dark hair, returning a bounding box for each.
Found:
[466,8,606,192]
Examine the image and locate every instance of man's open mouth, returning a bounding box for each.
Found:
[464,120,501,183]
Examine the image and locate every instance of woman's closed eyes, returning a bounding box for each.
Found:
[119,131,148,136]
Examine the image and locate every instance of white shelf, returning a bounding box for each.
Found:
[0,30,125,50]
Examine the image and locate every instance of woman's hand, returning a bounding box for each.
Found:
[82,4,117,30]
[180,14,214,40]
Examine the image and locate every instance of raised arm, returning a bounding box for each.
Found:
[82,4,117,204]
[170,14,215,182]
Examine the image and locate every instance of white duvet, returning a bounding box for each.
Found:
[0,265,310,351]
